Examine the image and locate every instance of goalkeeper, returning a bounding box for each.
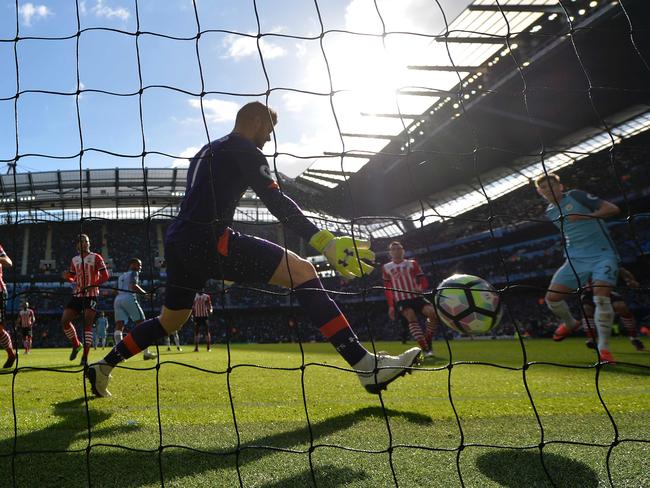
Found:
[88,102,420,397]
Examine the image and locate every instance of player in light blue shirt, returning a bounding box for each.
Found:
[535,173,620,362]
[113,258,156,360]
[94,312,109,349]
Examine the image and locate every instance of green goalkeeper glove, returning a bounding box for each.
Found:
[309,230,374,279]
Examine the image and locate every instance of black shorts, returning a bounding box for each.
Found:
[396,297,432,315]
[580,290,624,307]
[194,316,208,329]
[164,229,284,311]
[21,327,32,338]
[66,296,98,313]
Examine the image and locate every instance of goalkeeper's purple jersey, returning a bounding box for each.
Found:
[166,134,318,244]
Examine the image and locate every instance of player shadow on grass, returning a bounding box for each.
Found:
[256,465,368,488]
[476,449,599,487]
[0,402,430,487]
[0,397,136,453]
[151,406,432,487]
[0,397,141,487]
[600,357,650,377]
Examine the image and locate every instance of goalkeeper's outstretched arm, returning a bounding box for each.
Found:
[255,185,374,279]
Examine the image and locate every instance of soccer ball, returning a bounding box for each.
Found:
[434,274,502,334]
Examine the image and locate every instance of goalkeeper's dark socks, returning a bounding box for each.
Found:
[104,318,166,366]
[295,278,367,366]
[321,315,368,366]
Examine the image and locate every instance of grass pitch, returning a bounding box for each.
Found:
[1,337,649,487]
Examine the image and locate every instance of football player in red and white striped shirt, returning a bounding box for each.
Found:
[192,292,213,351]
[0,244,16,369]
[382,241,438,357]
[61,234,109,365]
[17,302,36,355]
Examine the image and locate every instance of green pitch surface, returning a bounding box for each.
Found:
[1,338,649,487]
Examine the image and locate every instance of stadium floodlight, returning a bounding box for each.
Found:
[340,132,397,140]
[467,5,563,14]
[360,112,424,119]
[407,65,484,72]
[435,36,510,45]
[298,174,340,189]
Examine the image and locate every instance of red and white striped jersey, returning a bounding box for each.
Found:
[0,244,7,292]
[18,308,35,328]
[382,259,429,307]
[192,293,213,317]
[68,252,108,298]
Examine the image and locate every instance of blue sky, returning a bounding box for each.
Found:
[0,0,469,178]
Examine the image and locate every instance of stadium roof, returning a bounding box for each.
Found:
[0,166,406,238]
[298,0,563,188]
[0,167,187,209]
[315,0,650,219]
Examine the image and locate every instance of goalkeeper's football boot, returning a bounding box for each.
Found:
[69,344,83,361]
[585,339,597,349]
[87,363,112,398]
[354,347,422,394]
[552,321,579,342]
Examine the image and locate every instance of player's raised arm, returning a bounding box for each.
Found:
[231,104,374,280]
[566,190,620,222]
[129,269,147,295]
[243,152,374,279]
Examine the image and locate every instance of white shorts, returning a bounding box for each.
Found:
[114,296,145,324]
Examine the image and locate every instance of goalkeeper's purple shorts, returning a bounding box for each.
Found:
[163,228,284,311]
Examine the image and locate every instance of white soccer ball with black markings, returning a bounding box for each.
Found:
[434,274,502,335]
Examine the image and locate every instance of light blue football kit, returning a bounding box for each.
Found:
[114,270,146,323]
[95,316,108,339]
[545,189,619,288]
